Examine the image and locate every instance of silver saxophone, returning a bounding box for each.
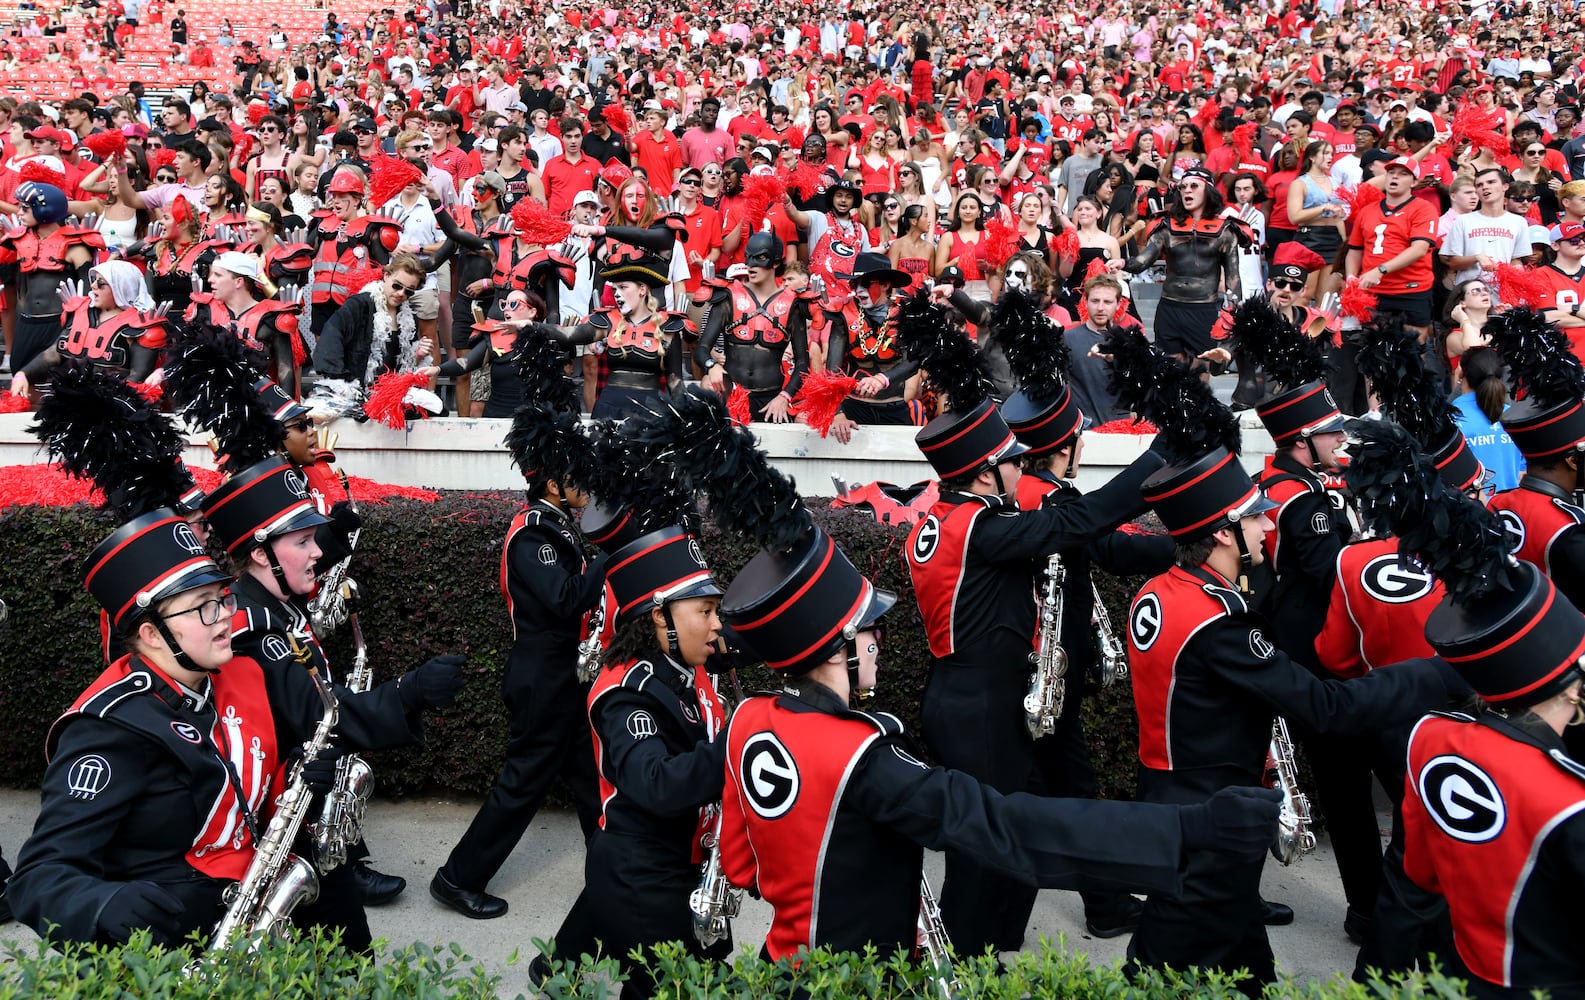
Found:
[207,640,338,951]
[1091,580,1129,688]
[688,803,742,948]
[917,874,958,1000]
[308,582,375,874]
[307,462,358,636]
[1267,716,1317,865]
[1023,553,1068,739]
[575,595,605,684]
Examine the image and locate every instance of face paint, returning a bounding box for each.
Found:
[1006,262,1031,291]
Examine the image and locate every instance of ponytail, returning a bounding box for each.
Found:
[1461,348,1508,424]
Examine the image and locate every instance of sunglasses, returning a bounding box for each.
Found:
[354,127,375,135]
[1525,149,1546,156]
[388,279,421,295]
[90,275,110,289]
[1271,277,1306,291]
[703,169,721,176]
[679,177,701,186]
[884,201,900,210]
[283,418,312,434]
[1564,237,1585,247]
[505,296,530,309]
[1510,195,1537,203]
[258,125,280,133]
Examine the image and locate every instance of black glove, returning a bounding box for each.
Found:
[293,741,343,796]
[1179,786,1282,860]
[400,654,466,710]
[97,881,186,947]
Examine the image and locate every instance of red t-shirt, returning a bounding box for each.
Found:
[1347,195,1440,296]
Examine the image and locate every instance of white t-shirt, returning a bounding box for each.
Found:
[1441,210,1531,286]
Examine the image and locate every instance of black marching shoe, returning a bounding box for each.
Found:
[527,953,553,989]
[1084,895,1145,939]
[429,869,508,919]
[1261,898,1295,926]
[350,860,406,906]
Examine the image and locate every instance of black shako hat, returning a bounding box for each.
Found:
[721,525,896,672]
[605,525,722,627]
[1254,380,1346,447]
[1485,307,1585,463]
[255,376,310,424]
[201,456,330,555]
[85,510,232,632]
[582,498,646,553]
[917,397,1029,480]
[1141,447,1276,541]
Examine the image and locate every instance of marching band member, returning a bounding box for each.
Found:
[1100,328,1459,994]
[898,293,1167,956]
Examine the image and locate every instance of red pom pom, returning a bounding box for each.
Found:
[149,148,177,171]
[981,217,1021,271]
[246,102,269,126]
[363,370,434,429]
[1451,105,1509,155]
[600,103,632,135]
[1493,262,1552,308]
[129,381,163,404]
[368,159,423,208]
[1339,276,1379,321]
[1052,227,1080,264]
[0,390,31,414]
[741,174,787,234]
[82,130,128,162]
[1334,183,1383,218]
[1083,256,1111,281]
[510,198,572,246]
[19,161,67,190]
[345,262,386,295]
[726,384,752,426]
[789,368,858,437]
[1089,418,1158,435]
[785,160,825,199]
[1230,121,1258,161]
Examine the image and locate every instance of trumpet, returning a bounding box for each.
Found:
[1023,553,1068,739]
[309,582,374,874]
[1267,716,1317,865]
[206,639,337,953]
[917,874,958,1000]
[1091,580,1128,688]
[688,804,742,948]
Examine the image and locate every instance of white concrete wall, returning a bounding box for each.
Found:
[0,412,1277,495]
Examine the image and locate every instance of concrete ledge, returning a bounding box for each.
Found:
[0,412,1277,494]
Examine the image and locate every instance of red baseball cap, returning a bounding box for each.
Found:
[1385,156,1421,178]
[1559,222,1585,241]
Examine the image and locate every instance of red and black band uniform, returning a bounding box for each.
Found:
[693,279,813,420]
[1488,478,1585,613]
[437,500,607,894]
[7,646,421,949]
[902,451,1165,956]
[553,656,730,997]
[718,679,1191,963]
[226,572,426,953]
[1403,710,1585,998]
[1124,562,1458,990]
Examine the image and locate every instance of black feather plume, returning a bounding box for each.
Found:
[993,288,1070,406]
[585,418,700,536]
[1102,327,1241,462]
[163,320,285,473]
[1351,312,1457,444]
[504,404,598,491]
[624,388,811,552]
[1483,307,1585,410]
[895,289,995,413]
[1220,296,1326,393]
[31,361,193,519]
[1341,418,1516,606]
[512,325,581,414]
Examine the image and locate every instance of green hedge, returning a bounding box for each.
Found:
[0,496,1146,800]
[0,930,1476,999]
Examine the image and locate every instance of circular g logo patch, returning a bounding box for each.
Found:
[1495,509,1526,552]
[741,732,800,819]
[1130,593,1162,651]
[911,515,941,563]
[1361,554,1434,604]
[1417,754,1505,843]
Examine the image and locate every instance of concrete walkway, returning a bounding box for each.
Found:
[0,788,1370,993]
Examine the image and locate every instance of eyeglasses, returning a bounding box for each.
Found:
[388,279,421,295]
[505,296,530,310]
[1525,149,1546,156]
[283,418,312,434]
[1510,195,1537,203]
[258,125,280,134]
[165,592,238,627]
[1271,277,1306,291]
[679,177,701,186]
[884,201,900,210]
[1564,237,1585,247]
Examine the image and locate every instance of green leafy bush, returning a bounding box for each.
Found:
[0,931,1476,999]
[0,496,1145,799]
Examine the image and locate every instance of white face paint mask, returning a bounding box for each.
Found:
[1006,262,1031,292]
[613,284,642,316]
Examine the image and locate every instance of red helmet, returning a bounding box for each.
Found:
[326,169,365,196]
